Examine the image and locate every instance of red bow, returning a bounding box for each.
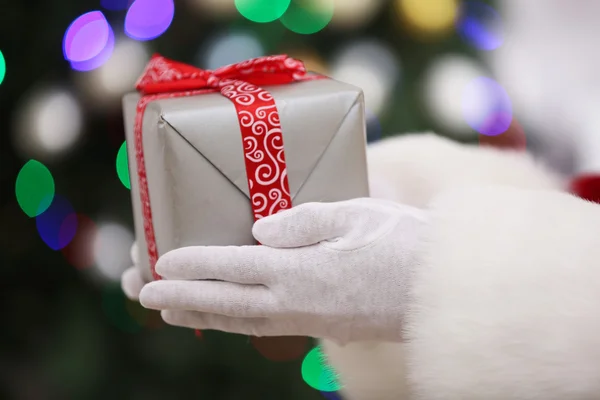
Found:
[136,53,308,95]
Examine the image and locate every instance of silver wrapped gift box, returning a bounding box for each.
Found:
[123,78,369,282]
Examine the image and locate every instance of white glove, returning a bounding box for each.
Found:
[138,198,429,344]
[121,242,145,300]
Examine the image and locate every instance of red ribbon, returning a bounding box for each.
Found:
[134,54,321,281]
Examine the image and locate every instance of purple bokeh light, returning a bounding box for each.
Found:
[63,11,115,71]
[36,195,78,251]
[457,1,503,51]
[462,77,513,137]
[70,28,115,71]
[125,0,175,41]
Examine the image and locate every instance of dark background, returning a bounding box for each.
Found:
[0,1,502,399]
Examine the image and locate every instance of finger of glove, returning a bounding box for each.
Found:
[252,201,351,248]
[161,310,279,337]
[121,266,145,300]
[155,245,279,284]
[139,280,274,318]
[130,242,139,265]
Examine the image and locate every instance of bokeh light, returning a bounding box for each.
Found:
[200,30,264,70]
[462,76,512,136]
[330,40,400,115]
[329,0,384,30]
[77,38,149,106]
[396,0,459,38]
[235,0,291,23]
[15,160,55,217]
[101,0,131,11]
[457,1,504,51]
[280,0,334,35]
[301,346,341,392]
[93,222,135,281]
[116,141,131,189]
[422,54,487,136]
[63,11,115,71]
[125,0,175,41]
[0,49,5,85]
[13,86,83,161]
[36,195,78,251]
[61,214,98,269]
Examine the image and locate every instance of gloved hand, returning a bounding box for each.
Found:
[138,198,430,344]
[121,242,146,301]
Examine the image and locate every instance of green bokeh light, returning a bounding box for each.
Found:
[301,346,342,392]
[0,50,5,85]
[280,0,334,35]
[116,141,130,190]
[15,160,55,217]
[235,0,291,23]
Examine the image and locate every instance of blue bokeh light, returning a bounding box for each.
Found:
[101,0,131,11]
[36,195,78,251]
[457,1,504,51]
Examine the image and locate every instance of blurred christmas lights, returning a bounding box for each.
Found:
[330,40,400,116]
[35,195,78,251]
[15,160,55,217]
[423,54,486,136]
[0,49,5,85]
[101,0,131,11]
[462,76,512,136]
[125,0,175,41]
[13,86,83,162]
[200,30,264,70]
[301,346,341,392]
[63,11,115,71]
[93,222,135,282]
[77,38,149,106]
[116,141,131,189]
[456,1,504,51]
[280,0,334,35]
[396,0,459,38]
[235,0,291,23]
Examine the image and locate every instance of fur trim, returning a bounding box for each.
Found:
[367,133,566,207]
[323,133,567,400]
[405,186,600,400]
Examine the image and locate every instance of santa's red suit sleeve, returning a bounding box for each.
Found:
[322,134,600,400]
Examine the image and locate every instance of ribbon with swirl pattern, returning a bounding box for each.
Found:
[134,54,323,281]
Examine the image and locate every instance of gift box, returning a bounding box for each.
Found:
[122,54,369,283]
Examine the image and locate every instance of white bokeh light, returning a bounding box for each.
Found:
[200,30,265,70]
[12,86,83,162]
[93,222,135,282]
[77,38,150,105]
[330,40,400,115]
[422,54,488,136]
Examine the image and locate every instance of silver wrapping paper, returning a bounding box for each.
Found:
[123,78,369,281]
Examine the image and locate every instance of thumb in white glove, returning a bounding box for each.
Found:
[138,198,429,344]
[121,242,146,300]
